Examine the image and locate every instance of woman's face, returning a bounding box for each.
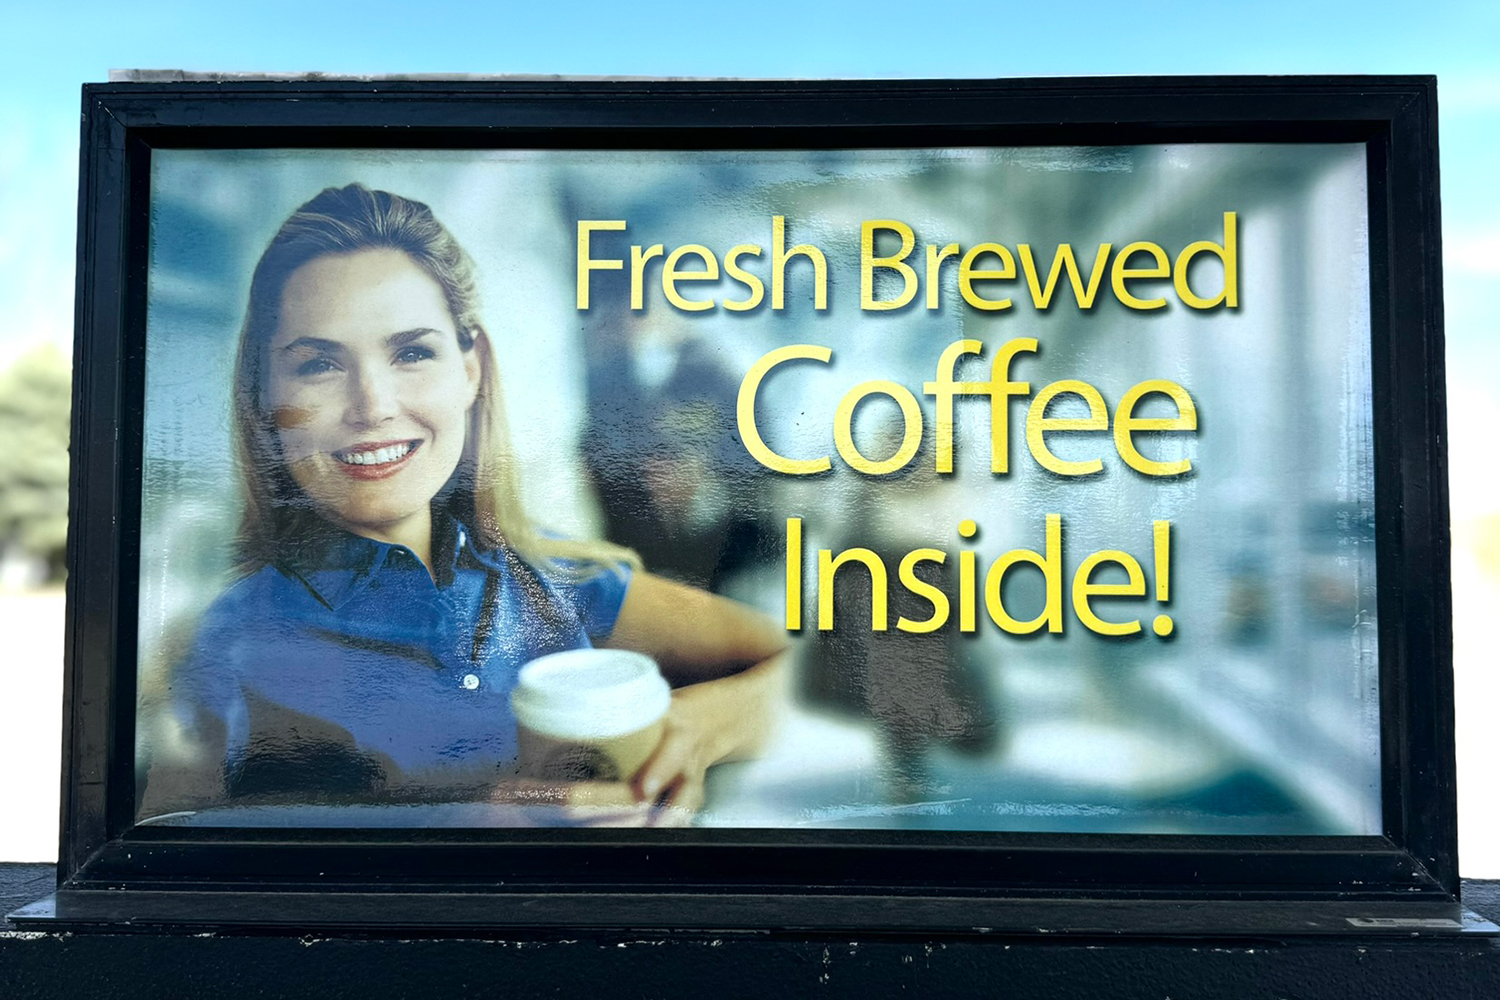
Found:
[266,248,481,547]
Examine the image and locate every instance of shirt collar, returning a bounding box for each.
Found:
[440,511,510,576]
[276,512,487,610]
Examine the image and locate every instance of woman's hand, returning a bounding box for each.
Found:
[601,571,793,823]
[630,694,717,825]
[628,650,789,825]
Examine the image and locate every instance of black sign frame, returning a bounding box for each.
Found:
[19,76,1463,935]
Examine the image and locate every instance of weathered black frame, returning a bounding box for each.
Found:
[23,77,1459,934]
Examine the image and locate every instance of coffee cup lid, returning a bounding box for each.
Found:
[511,649,670,739]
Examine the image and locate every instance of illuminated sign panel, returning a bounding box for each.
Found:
[136,144,1379,837]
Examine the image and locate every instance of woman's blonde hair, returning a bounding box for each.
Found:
[232,183,635,575]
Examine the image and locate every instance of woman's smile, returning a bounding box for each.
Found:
[333,439,422,476]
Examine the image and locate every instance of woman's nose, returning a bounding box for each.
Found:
[344,365,400,427]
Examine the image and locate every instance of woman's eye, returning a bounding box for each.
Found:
[295,356,339,377]
[394,345,436,364]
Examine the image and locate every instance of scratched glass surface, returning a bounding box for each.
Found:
[135,146,1379,833]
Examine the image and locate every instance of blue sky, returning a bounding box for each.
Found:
[5,0,1498,79]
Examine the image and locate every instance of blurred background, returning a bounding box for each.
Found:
[1,0,1495,864]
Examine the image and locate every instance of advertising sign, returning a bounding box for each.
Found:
[135,142,1381,836]
[19,79,1462,936]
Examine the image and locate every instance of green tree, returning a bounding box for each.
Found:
[0,345,71,581]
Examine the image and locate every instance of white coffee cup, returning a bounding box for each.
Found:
[511,649,671,783]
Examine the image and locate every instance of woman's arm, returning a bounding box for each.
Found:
[601,572,790,813]
[604,571,788,684]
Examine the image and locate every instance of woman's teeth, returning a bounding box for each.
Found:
[336,442,414,466]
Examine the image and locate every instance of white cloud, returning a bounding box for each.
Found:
[1439,73,1500,114]
[1443,234,1500,276]
[1446,381,1500,522]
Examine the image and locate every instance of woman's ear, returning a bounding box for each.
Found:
[465,327,489,406]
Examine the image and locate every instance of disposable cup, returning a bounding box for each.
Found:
[511,648,670,783]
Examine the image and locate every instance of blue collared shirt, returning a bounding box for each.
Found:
[167,517,632,800]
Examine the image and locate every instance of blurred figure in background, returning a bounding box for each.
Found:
[581,305,782,593]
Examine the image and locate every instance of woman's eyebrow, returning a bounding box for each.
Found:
[386,328,443,348]
[277,329,440,354]
[279,336,344,354]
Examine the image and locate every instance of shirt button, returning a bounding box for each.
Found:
[461,673,480,691]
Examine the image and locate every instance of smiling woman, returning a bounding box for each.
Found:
[139,184,787,824]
